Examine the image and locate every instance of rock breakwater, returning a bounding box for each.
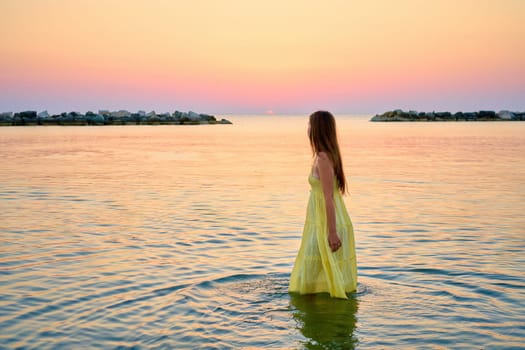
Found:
[0,110,232,126]
[371,109,525,122]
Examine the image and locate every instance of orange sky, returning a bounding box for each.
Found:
[1,0,524,114]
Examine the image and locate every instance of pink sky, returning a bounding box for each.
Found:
[1,0,524,115]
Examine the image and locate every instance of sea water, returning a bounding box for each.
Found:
[1,115,524,349]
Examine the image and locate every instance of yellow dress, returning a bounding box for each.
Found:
[289,170,357,299]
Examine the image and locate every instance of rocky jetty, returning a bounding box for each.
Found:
[0,110,232,126]
[370,109,525,122]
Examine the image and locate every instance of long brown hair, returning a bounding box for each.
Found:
[308,110,347,194]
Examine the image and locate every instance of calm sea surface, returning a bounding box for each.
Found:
[1,115,524,349]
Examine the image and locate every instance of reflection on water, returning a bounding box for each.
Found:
[0,116,524,348]
[290,292,359,349]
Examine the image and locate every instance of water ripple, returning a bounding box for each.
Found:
[1,117,524,348]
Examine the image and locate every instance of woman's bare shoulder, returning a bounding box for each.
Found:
[317,152,333,165]
[316,152,334,176]
[317,151,329,159]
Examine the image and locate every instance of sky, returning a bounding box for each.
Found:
[1,0,524,115]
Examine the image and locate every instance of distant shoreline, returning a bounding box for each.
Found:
[0,110,232,126]
[371,110,525,122]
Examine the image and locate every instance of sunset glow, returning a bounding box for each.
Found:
[1,0,524,114]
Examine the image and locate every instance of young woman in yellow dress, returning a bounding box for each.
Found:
[289,111,357,299]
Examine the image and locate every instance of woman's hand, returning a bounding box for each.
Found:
[328,232,342,252]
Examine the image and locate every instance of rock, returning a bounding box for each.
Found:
[199,113,215,121]
[57,113,73,124]
[453,112,464,120]
[182,119,200,125]
[514,112,525,120]
[111,110,131,118]
[147,114,160,124]
[463,112,476,121]
[58,112,87,125]
[477,110,496,120]
[497,110,515,120]
[0,112,13,125]
[434,112,452,121]
[158,113,175,124]
[12,111,37,125]
[12,114,23,125]
[219,118,232,124]
[37,111,51,125]
[392,114,410,121]
[87,113,104,125]
[435,112,452,118]
[188,111,201,120]
[130,113,142,123]
[37,110,49,118]
[20,111,37,119]
[41,115,59,125]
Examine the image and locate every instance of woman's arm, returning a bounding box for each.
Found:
[317,152,341,252]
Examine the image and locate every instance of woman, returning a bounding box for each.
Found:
[289,111,357,299]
